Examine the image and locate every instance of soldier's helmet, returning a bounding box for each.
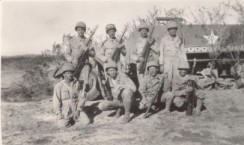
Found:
[138,23,149,32]
[167,21,178,30]
[178,60,190,70]
[105,61,118,72]
[75,21,86,31]
[54,63,75,78]
[147,61,159,70]
[106,24,117,33]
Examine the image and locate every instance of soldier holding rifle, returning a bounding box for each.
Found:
[131,23,159,86]
[99,24,127,72]
[172,60,205,116]
[64,21,96,84]
[98,61,136,124]
[53,63,90,127]
[139,61,174,114]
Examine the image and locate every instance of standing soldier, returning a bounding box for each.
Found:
[131,23,159,86]
[53,63,90,127]
[98,61,136,124]
[64,21,95,85]
[172,61,205,116]
[236,66,244,89]
[139,61,174,113]
[159,21,187,84]
[99,24,126,72]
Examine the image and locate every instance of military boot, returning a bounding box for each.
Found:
[194,99,203,116]
[119,113,130,124]
[115,108,122,118]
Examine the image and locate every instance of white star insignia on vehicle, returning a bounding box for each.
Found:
[203,30,219,45]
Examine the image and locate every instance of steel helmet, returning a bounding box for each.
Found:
[75,21,86,31]
[138,23,149,32]
[105,61,118,72]
[167,21,178,29]
[147,61,159,70]
[106,24,117,33]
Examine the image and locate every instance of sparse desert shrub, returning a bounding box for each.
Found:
[2,55,65,102]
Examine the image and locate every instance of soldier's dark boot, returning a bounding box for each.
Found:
[195,99,203,116]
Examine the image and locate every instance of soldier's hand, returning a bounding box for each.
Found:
[148,38,155,45]
[160,65,164,73]
[88,50,95,57]
[57,113,64,119]
[136,57,145,63]
[141,98,148,106]
[73,111,80,120]
[185,86,193,93]
[106,57,113,63]
[116,44,124,50]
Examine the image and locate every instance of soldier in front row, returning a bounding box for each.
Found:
[236,67,244,89]
[139,61,174,113]
[53,63,90,127]
[98,61,136,124]
[99,24,126,72]
[172,61,205,115]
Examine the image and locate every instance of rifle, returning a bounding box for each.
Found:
[74,25,98,79]
[137,26,155,74]
[95,58,113,100]
[186,58,197,116]
[111,26,128,62]
[143,74,165,119]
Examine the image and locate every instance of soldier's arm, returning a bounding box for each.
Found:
[64,42,72,62]
[159,38,165,66]
[180,41,187,61]
[172,79,186,96]
[150,39,159,55]
[53,85,63,116]
[99,41,109,62]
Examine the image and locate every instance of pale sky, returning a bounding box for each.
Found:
[1,0,242,56]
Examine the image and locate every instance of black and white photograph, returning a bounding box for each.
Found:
[1,0,244,144]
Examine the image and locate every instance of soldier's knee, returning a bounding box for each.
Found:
[161,92,174,102]
[196,90,206,100]
[98,101,108,111]
[122,89,134,100]
[173,97,186,108]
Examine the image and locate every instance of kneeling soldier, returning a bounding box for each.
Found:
[98,61,136,124]
[172,61,205,115]
[53,63,90,127]
[139,61,174,113]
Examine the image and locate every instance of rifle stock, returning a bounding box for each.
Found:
[186,58,197,116]
[143,75,165,119]
[137,26,155,74]
[111,26,128,62]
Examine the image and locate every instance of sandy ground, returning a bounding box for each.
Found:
[1,71,244,145]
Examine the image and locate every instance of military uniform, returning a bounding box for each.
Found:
[139,74,174,111]
[53,63,90,127]
[99,37,126,72]
[236,67,244,89]
[98,61,136,123]
[172,61,205,115]
[159,21,187,83]
[130,23,159,86]
[64,22,95,84]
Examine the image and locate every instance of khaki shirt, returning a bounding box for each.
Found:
[65,36,95,67]
[159,35,186,65]
[99,37,126,62]
[131,37,159,63]
[139,74,170,100]
[107,73,136,99]
[53,79,83,115]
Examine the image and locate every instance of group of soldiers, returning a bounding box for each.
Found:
[52,21,244,127]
